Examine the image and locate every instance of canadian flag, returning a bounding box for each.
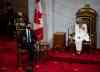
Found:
[34,0,43,41]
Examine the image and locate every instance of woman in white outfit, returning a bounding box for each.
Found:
[75,22,90,54]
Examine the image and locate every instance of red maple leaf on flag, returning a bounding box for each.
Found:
[34,0,43,41]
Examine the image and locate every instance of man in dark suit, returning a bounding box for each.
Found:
[22,23,37,72]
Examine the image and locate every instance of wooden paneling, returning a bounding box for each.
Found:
[17,0,28,15]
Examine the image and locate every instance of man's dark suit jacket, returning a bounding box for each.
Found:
[21,28,37,49]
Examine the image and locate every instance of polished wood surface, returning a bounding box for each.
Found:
[18,0,28,15]
[53,32,65,49]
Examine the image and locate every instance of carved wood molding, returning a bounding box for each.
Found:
[17,0,28,16]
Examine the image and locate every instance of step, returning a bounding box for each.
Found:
[48,50,100,64]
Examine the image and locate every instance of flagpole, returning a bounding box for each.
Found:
[68,25,69,47]
[65,23,69,47]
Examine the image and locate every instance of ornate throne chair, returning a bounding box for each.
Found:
[68,4,97,53]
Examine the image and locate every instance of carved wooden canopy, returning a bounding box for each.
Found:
[76,4,97,17]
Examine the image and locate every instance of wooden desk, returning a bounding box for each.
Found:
[53,32,65,49]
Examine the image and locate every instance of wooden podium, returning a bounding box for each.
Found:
[53,32,65,49]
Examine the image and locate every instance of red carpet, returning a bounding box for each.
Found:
[0,37,17,72]
[0,37,100,72]
[48,50,100,64]
[34,60,100,72]
[33,50,100,72]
